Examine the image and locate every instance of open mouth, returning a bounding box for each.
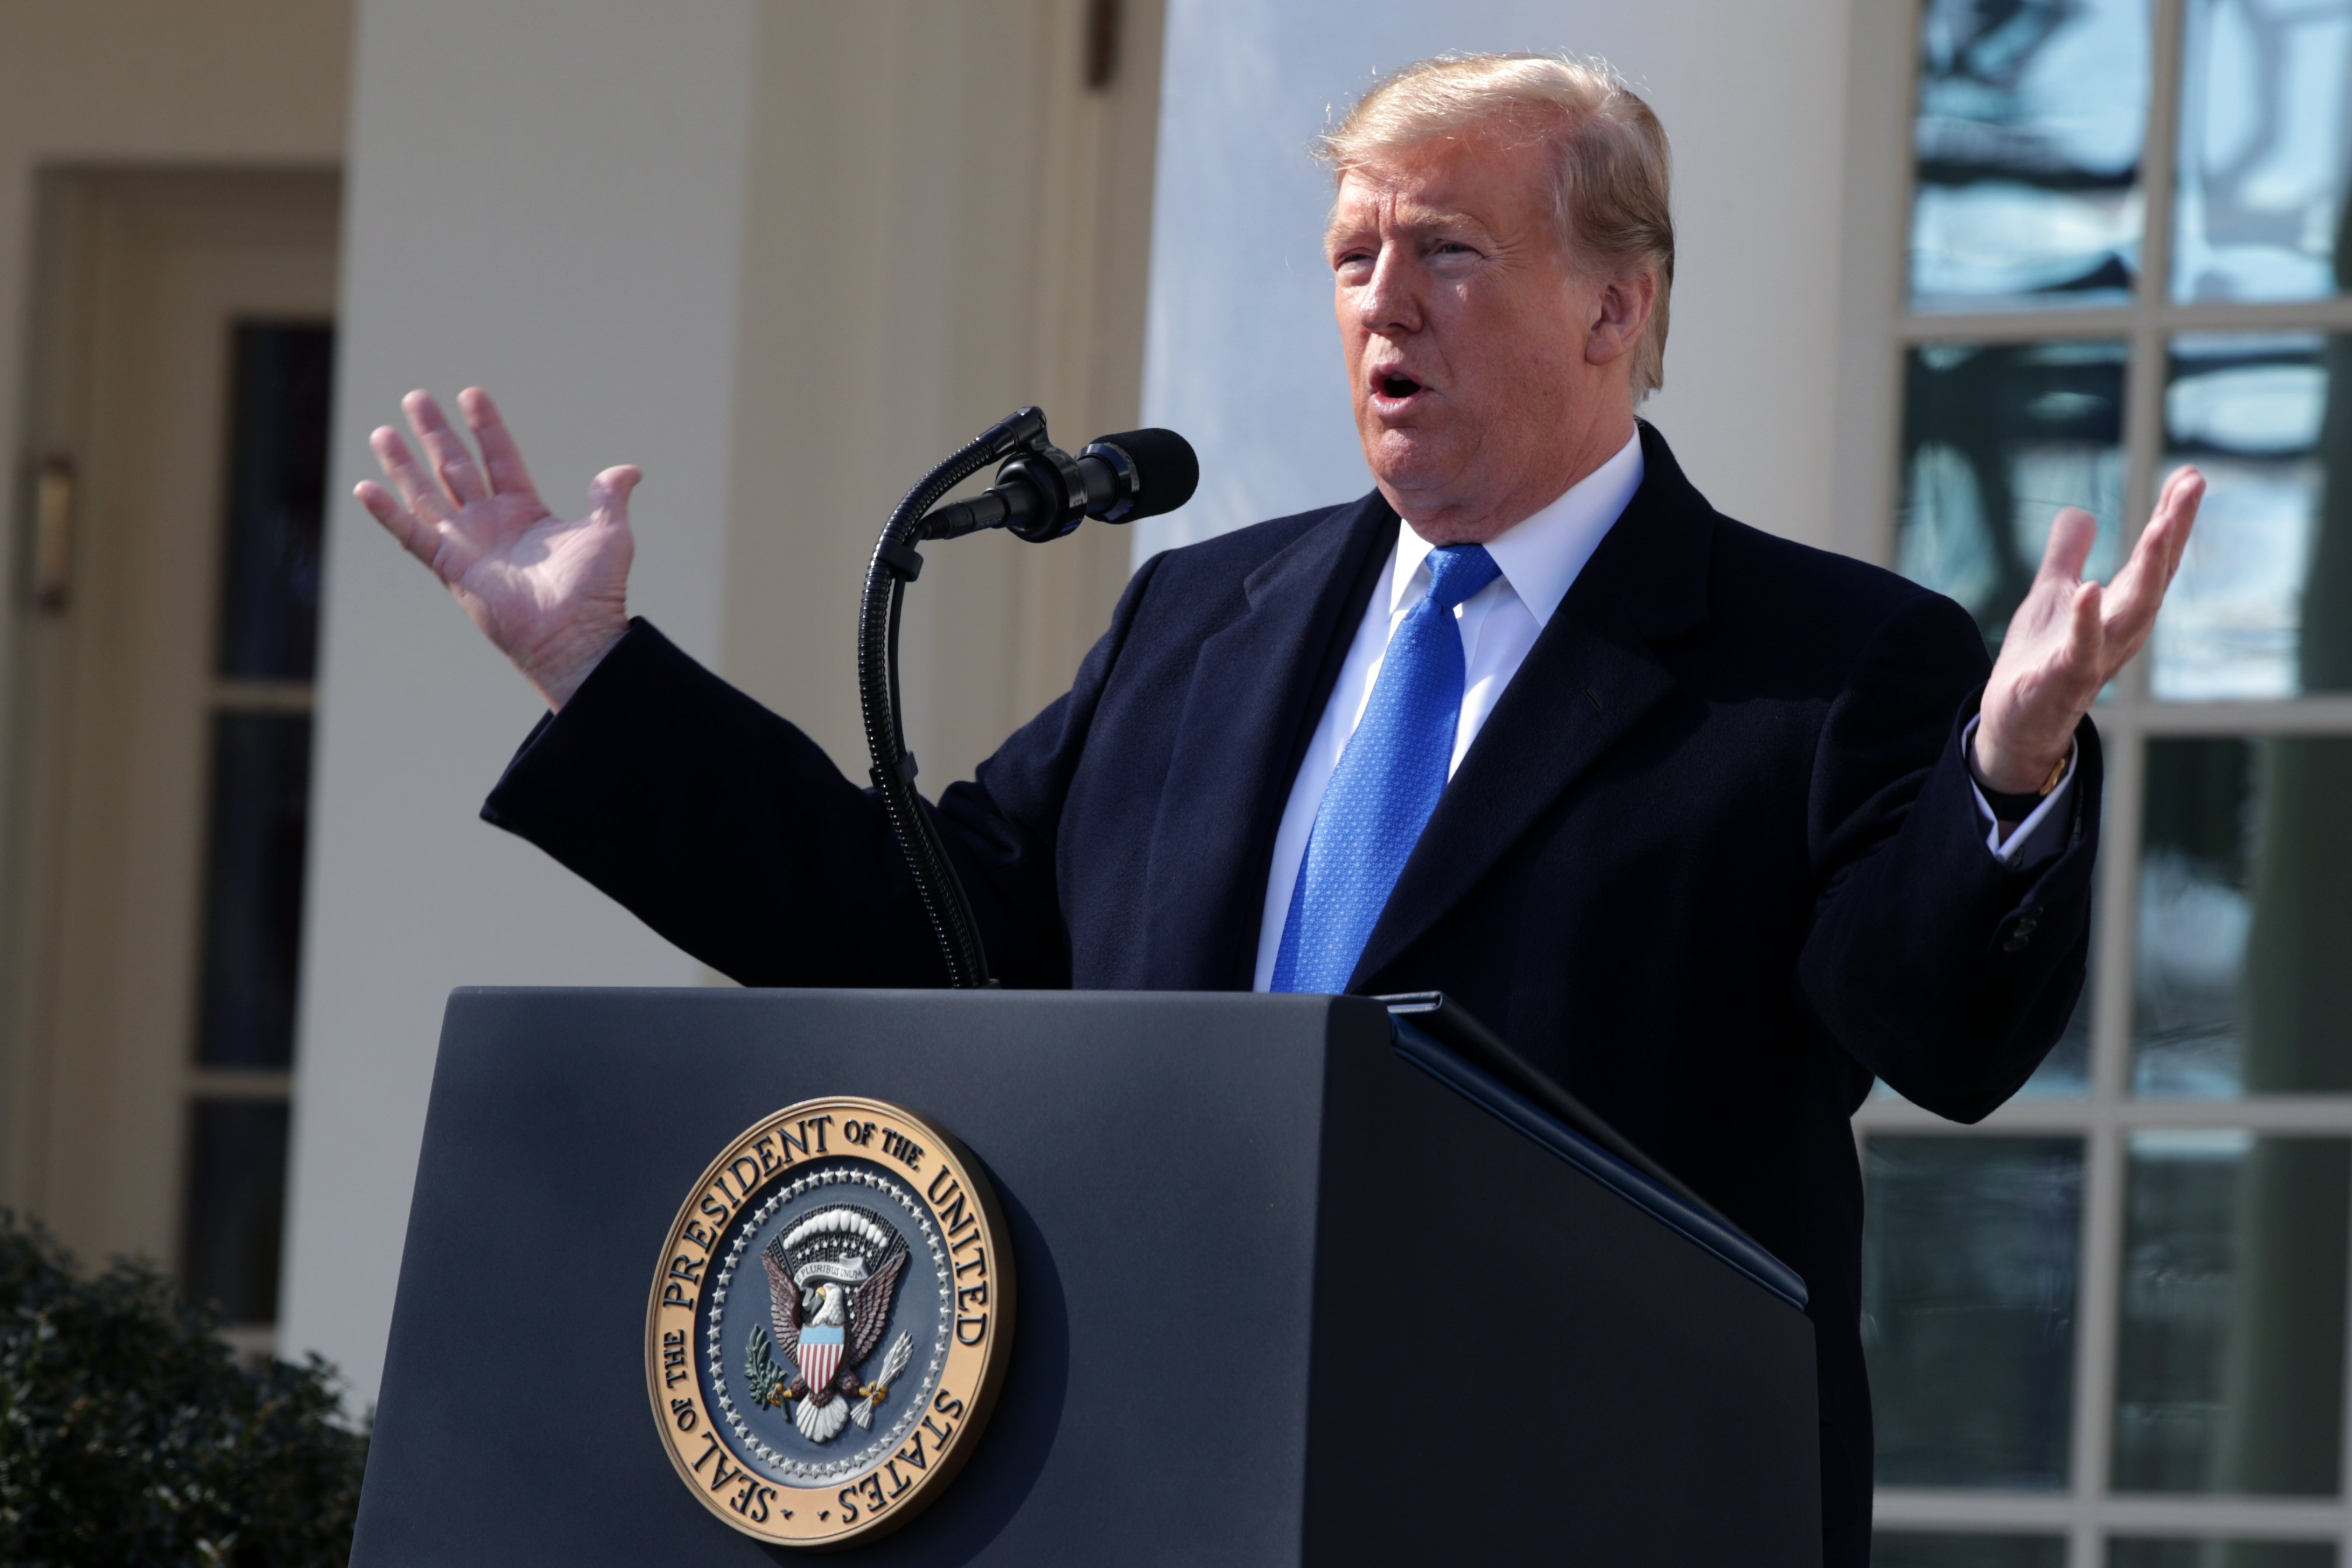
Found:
[1376,373,1423,399]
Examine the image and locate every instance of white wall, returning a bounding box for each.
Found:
[1136,0,1859,557]
[0,0,349,570]
[280,0,759,1402]
[718,0,1164,786]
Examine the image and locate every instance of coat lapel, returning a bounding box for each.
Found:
[1138,494,1396,988]
[1349,423,1716,988]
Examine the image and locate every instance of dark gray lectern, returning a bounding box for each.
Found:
[351,989,1818,1565]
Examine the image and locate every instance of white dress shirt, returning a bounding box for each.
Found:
[1250,429,2076,991]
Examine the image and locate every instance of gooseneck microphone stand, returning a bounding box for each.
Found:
[859,407,1197,989]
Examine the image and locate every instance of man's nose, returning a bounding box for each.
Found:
[1356,247,1424,335]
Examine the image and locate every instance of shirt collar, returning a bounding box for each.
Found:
[1390,429,1646,625]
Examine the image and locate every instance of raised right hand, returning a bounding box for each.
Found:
[356,387,636,710]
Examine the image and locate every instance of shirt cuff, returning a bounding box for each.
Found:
[1961,715,2076,869]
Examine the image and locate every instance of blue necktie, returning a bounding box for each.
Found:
[1272,544,1501,993]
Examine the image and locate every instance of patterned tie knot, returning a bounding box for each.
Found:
[1423,544,1501,613]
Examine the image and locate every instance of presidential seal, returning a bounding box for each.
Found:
[646,1097,1014,1546]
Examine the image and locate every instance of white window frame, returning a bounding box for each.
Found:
[1842,0,2352,1560]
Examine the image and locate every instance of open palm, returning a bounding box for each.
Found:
[356,387,637,709]
[1975,466,2206,794]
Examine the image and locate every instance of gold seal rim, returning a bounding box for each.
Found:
[644,1095,1016,1549]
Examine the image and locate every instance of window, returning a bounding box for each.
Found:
[1863,1,2352,1562]
[183,321,332,1336]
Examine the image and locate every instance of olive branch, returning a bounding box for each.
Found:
[743,1325,790,1407]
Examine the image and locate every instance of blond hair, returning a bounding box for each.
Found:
[1316,52,1675,400]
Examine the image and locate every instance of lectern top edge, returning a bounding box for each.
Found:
[1387,1012,1811,1312]
[431,985,1810,1314]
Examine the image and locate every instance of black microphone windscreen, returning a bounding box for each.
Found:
[1091,428,1198,522]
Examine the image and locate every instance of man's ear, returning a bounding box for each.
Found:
[1585,268,1657,368]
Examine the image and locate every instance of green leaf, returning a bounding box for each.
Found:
[0,1213,368,1567]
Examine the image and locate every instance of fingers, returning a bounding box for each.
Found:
[2068,579,2102,674]
[2101,466,2208,657]
[2132,467,2203,590]
[587,464,643,528]
[403,388,490,508]
[369,424,454,526]
[2037,506,2099,584]
[459,386,539,500]
[2150,466,2205,586]
[355,478,444,570]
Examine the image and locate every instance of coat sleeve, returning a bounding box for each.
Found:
[478,552,1167,988]
[1794,591,2104,1121]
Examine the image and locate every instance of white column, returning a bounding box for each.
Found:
[280,0,759,1401]
[283,0,1166,1408]
[1137,0,1858,557]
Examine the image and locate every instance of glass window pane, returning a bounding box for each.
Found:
[181,1098,290,1326]
[2032,968,2094,1097]
[215,321,332,680]
[2112,1132,2349,1493]
[195,712,313,1069]
[1899,341,2127,656]
[2111,1542,2335,1568]
[2174,0,2352,304]
[1876,1534,2067,1568]
[1864,1136,2083,1488]
[2153,333,2352,700]
[1911,0,2151,309]
[2134,736,2352,1097]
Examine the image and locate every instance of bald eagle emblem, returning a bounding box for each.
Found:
[742,1203,915,1444]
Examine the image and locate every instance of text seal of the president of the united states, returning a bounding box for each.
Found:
[646,1096,1014,1546]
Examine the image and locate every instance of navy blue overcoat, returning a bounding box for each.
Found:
[487,423,2099,1566]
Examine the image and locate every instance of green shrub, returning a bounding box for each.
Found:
[0,1214,368,1567]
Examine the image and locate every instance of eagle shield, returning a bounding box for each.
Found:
[757,1203,912,1443]
[797,1323,845,1396]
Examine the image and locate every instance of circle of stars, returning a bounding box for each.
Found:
[700,1164,954,1483]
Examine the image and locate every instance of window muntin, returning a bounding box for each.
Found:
[1875,1534,2070,1566]
[2109,1544,2337,1566]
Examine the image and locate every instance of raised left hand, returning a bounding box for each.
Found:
[355,387,638,711]
[1974,466,2207,794]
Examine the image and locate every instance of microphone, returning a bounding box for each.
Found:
[919,426,1198,544]
[866,408,1194,987]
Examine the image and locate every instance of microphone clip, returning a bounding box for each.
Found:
[915,408,1177,546]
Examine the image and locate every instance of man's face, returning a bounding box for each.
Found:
[1327,132,1638,542]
